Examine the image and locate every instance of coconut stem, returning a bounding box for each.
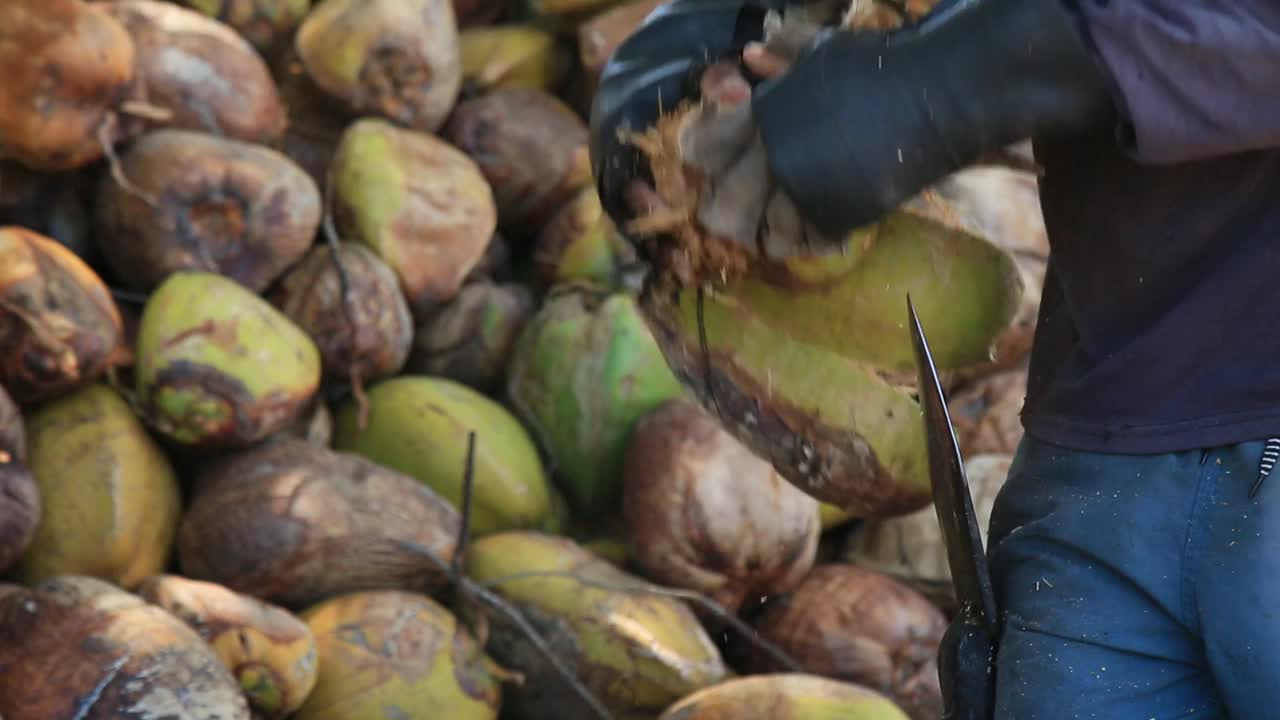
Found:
[395,539,615,720]
[481,564,804,674]
[322,178,370,430]
[118,100,174,123]
[97,117,158,208]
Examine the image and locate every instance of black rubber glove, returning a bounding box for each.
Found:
[752,0,1118,237]
[588,0,793,225]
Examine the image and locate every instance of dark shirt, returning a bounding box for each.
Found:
[1021,1,1280,453]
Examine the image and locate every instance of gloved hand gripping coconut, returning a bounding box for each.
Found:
[590,0,1119,717]
[590,0,1116,271]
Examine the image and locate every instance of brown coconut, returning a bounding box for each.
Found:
[0,0,147,173]
[0,226,126,405]
[101,0,288,144]
[269,242,414,391]
[405,280,535,394]
[443,87,592,234]
[176,436,462,610]
[742,563,948,720]
[622,397,821,614]
[93,128,321,293]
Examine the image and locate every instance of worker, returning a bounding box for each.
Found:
[588,0,1280,716]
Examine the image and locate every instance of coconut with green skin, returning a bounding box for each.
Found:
[330,118,496,317]
[332,375,566,536]
[534,185,637,289]
[134,271,322,447]
[637,195,1024,519]
[295,0,461,133]
[466,531,728,719]
[506,287,686,515]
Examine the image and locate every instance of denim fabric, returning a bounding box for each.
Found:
[986,434,1280,718]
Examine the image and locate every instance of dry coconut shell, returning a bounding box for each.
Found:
[742,563,947,720]
[330,118,497,316]
[443,87,591,234]
[0,575,252,720]
[948,367,1027,458]
[0,226,126,406]
[269,242,414,390]
[843,453,1013,614]
[0,0,146,173]
[94,128,321,293]
[101,0,288,144]
[177,436,462,610]
[622,397,820,614]
[295,0,462,133]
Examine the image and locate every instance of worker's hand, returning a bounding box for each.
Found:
[623,60,842,260]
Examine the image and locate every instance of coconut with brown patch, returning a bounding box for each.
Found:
[176,436,462,609]
[330,118,497,317]
[295,590,505,720]
[622,397,820,614]
[0,226,126,406]
[94,129,321,294]
[0,576,252,719]
[295,0,462,133]
[133,271,322,447]
[101,0,288,144]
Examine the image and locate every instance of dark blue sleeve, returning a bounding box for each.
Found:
[1071,0,1280,164]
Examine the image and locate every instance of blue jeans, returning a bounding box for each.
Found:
[987,434,1280,719]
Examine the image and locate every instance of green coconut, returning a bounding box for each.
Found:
[330,118,497,317]
[633,193,1023,519]
[134,271,322,447]
[505,287,685,515]
[16,383,181,588]
[466,531,728,719]
[331,375,566,536]
[534,185,637,289]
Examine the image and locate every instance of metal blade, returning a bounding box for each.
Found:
[907,296,998,636]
